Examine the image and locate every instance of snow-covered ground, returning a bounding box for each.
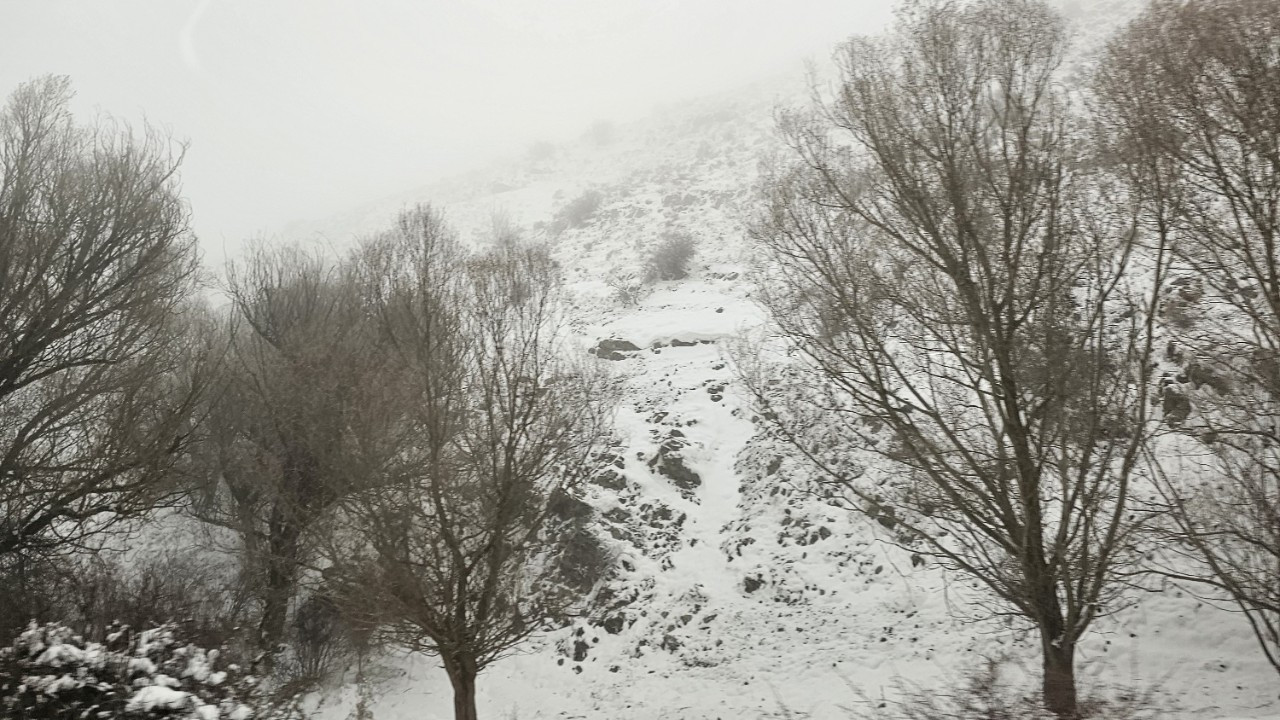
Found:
[303,266,1278,717]
[280,5,1280,717]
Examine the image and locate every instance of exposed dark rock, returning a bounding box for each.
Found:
[659,338,714,348]
[573,640,590,662]
[592,468,628,491]
[1186,362,1232,394]
[649,434,701,495]
[1177,278,1204,302]
[556,528,612,594]
[602,615,626,635]
[868,502,898,530]
[641,503,674,524]
[603,507,632,524]
[706,271,740,281]
[652,454,701,493]
[743,574,764,593]
[1163,385,1192,427]
[591,338,641,360]
[1253,349,1280,391]
[547,488,593,522]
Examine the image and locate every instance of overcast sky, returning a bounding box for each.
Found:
[0,0,894,264]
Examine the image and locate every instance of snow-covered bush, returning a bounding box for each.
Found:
[2,548,251,657]
[0,622,261,719]
[605,269,647,307]
[67,552,251,655]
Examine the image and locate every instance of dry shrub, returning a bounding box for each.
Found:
[273,589,361,692]
[646,232,697,281]
[606,270,647,307]
[842,655,1168,720]
[551,190,604,234]
[68,552,251,652]
[0,547,255,664]
[0,554,69,641]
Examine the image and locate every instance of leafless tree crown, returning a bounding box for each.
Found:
[1097,0,1280,676]
[0,75,201,559]
[323,206,611,720]
[747,1,1164,715]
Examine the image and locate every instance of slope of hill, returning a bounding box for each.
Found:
[289,7,1279,719]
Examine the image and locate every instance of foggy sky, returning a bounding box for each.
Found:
[0,0,893,265]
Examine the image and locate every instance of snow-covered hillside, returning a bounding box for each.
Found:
[285,7,1280,719]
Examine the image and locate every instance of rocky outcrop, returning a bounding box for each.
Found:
[591,338,641,360]
[648,432,701,498]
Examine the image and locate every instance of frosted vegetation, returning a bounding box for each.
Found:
[0,1,1277,719]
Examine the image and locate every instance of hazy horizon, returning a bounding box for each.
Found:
[1,0,895,267]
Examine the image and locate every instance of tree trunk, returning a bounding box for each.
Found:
[257,508,301,658]
[445,653,479,720]
[1040,629,1078,718]
[354,648,373,720]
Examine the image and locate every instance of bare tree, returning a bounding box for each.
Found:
[744,2,1164,715]
[193,244,391,656]
[0,76,202,559]
[1095,0,1280,675]
[326,206,610,720]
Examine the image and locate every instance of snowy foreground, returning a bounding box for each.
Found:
[273,11,1278,715]
[302,283,1277,719]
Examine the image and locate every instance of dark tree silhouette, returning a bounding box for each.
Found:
[192,244,391,655]
[326,207,611,720]
[0,76,202,561]
[745,2,1164,715]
